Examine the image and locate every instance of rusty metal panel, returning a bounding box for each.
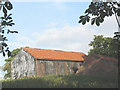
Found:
[66,62,70,74]
[70,62,74,74]
[35,60,37,75]
[39,61,42,76]
[57,62,60,74]
[36,60,82,77]
[35,60,44,76]
[34,59,37,76]
[53,62,57,75]
[35,60,38,76]
[36,60,41,76]
[41,61,45,75]
[59,62,65,74]
[67,62,71,74]
[52,61,56,75]
[44,61,55,75]
[64,62,68,75]
[44,61,50,75]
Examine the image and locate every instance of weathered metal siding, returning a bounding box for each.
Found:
[11,49,35,79]
[11,49,83,79]
[35,60,83,76]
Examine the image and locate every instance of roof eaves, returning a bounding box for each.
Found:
[36,58,84,62]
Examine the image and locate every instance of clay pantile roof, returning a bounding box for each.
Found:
[24,48,86,61]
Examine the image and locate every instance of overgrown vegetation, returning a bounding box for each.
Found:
[2,74,118,88]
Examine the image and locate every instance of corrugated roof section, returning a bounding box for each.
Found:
[24,48,86,61]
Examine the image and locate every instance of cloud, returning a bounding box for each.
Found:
[31,15,117,54]
[32,25,95,54]
[8,36,35,50]
[84,15,118,37]
[7,15,118,55]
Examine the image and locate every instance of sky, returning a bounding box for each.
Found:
[0,1,118,79]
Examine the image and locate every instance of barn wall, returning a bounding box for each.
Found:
[35,60,83,76]
[11,49,84,79]
[11,49,35,79]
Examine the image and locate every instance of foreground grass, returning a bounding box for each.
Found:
[2,74,118,88]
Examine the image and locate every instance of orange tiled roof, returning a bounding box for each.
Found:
[24,48,86,61]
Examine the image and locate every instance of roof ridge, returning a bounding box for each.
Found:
[24,47,85,54]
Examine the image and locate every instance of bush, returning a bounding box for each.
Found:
[2,74,118,88]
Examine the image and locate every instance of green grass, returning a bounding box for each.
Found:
[1,74,118,88]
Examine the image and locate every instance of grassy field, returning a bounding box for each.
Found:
[1,74,118,88]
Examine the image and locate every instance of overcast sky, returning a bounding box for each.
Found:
[0,1,118,79]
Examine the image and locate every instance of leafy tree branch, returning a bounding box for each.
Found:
[0,0,18,57]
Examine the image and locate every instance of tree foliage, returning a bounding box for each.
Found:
[0,0,18,57]
[2,47,22,79]
[79,1,120,58]
[88,35,119,59]
[79,1,120,27]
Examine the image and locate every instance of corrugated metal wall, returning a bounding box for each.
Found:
[35,60,82,76]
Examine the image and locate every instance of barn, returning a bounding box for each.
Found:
[11,47,87,79]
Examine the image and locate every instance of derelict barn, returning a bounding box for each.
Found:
[11,48,86,79]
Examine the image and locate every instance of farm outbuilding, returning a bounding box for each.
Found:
[11,48,87,79]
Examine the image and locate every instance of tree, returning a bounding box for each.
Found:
[88,35,119,59]
[2,47,22,79]
[78,1,120,39]
[79,1,120,26]
[0,0,18,57]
